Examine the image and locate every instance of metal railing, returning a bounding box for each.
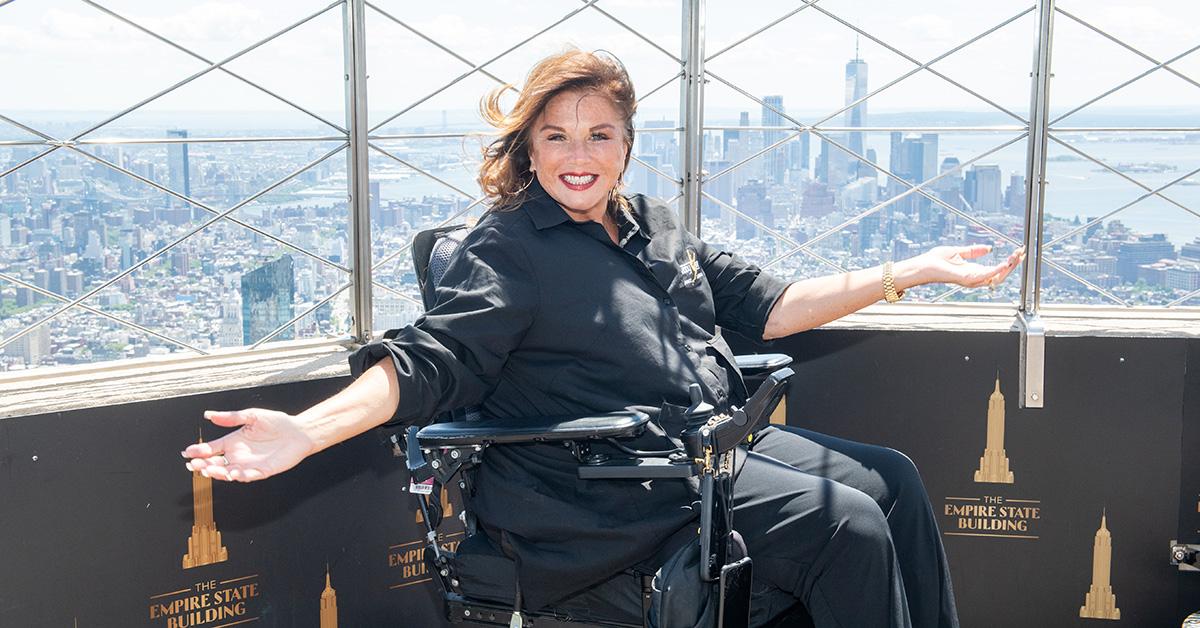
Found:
[1,0,1197,375]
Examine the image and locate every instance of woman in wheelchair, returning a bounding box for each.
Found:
[183,49,1022,627]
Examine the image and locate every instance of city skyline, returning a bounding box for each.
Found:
[3,2,1200,371]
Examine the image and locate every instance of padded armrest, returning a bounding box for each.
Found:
[734,353,793,375]
[415,410,650,448]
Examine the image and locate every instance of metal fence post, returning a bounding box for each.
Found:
[1018,0,1055,408]
[343,0,373,343]
[680,0,706,235]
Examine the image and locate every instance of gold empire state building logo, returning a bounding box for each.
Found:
[974,377,1014,484]
[1080,511,1121,620]
[182,435,229,569]
[320,566,338,628]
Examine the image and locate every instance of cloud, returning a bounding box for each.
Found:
[138,2,266,45]
[898,14,955,44]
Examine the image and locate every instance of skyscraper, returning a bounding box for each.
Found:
[887,132,938,215]
[369,179,381,226]
[735,179,771,240]
[935,157,964,210]
[241,255,295,345]
[762,95,786,185]
[167,129,191,217]
[970,164,1003,213]
[844,52,869,179]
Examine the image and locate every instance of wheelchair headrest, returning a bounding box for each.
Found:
[411,225,469,311]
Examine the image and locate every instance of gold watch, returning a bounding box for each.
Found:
[882,261,905,303]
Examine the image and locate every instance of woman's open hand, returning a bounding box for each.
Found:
[906,245,1025,290]
[181,409,315,482]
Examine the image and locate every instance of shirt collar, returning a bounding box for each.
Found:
[521,177,573,231]
[520,178,647,244]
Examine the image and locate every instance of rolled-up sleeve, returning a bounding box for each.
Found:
[348,224,538,425]
[695,238,790,340]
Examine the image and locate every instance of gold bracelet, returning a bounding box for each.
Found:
[882,261,905,303]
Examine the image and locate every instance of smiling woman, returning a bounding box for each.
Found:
[184,47,1024,628]
[477,49,636,240]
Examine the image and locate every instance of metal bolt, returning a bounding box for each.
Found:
[464,609,471,617]
[963,355,970,361]
[440,569,448,576]
[431,459,441,469]
[451,579,459,587]
[450,449,461,459]
[459,481,466,489]
[1031,392,1040,401]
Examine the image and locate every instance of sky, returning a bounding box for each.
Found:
[1,0,1198,133]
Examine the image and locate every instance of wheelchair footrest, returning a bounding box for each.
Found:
[446,594,641,627]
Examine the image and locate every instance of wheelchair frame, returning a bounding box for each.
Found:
[395,225,795,628]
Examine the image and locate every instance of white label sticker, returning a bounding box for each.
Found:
[409,477,435,495]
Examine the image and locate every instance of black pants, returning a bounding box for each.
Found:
[736,425,959,628]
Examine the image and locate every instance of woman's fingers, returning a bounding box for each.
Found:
[229,467,267,483]
[957,244,993,260]
[204,409,259,428]
[185,452,263,482]
[181,410,255,462]
[182,438,225,460]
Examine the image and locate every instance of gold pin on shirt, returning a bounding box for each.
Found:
[684,248,701,286]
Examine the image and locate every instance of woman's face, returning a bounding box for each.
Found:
[527,89,628,223]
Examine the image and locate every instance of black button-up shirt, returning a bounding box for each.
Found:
[350,179,789,609]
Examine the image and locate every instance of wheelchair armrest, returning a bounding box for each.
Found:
[415,410,650,448]
[734,353,792,376]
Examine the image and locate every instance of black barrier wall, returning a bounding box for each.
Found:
[731,330,1200,628]
[1,330,1198,627]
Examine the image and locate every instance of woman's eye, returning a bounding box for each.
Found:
[590,133,609,141]
[547,134,565,142]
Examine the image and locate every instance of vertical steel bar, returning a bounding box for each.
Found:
[1017,0,1055,409]
[679,0,706,235]
[344,0,373,343]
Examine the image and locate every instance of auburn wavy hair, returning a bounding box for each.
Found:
[478,48,637,213]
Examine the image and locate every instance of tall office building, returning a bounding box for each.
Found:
[722,127,739,159]
[631,153,660,199]
[761,96,786,185]
[735,179,772,240]
[732,112,752,191]
[1004,173,1027,215]
[167,129,191,215]
[970,164,1003,213]
[844,53,869,179]
[816,135,853,189]
[935,157,964,210]
[887,133,939,215]
[702,159,732,220]
[241,255,295,345]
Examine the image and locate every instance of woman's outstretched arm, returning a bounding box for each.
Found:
[762,245,1024,340]
[181,358,401,482]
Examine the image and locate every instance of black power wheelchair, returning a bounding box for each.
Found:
[390,225,806,628]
